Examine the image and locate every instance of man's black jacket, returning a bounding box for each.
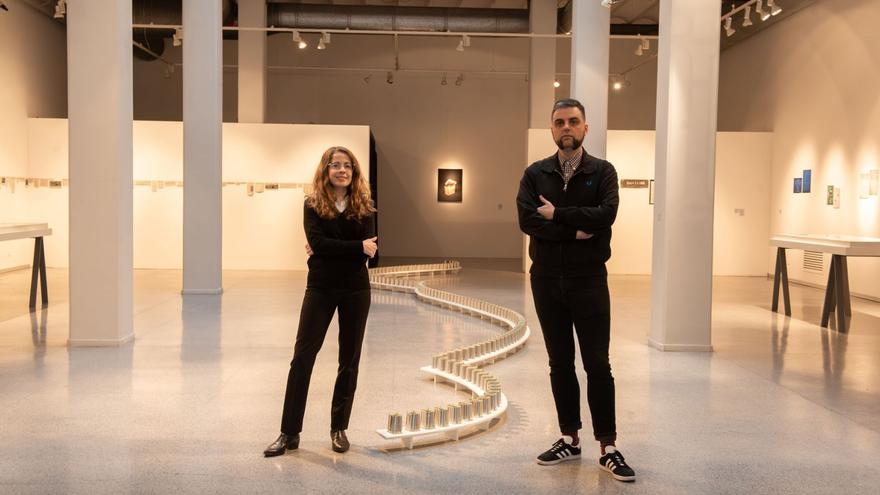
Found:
[516,151,620,278]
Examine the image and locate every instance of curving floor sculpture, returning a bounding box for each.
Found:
[369,262,531,449]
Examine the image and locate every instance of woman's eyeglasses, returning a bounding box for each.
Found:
[328,162,353,171]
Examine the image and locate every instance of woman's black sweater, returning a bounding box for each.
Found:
[303,200,376,290]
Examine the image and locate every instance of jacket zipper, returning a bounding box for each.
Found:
[554,164,593,279]
[553,168,566,278]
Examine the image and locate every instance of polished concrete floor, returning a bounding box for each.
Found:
[0,263,878,494]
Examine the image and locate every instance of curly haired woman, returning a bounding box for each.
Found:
[264,146,377,456]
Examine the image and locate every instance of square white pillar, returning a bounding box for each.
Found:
[529,0,556,129]
[182,0,223,295]
[649,0,721,352]
[570,0,610,158]
[67,0,134,346]
[237,0,266,123]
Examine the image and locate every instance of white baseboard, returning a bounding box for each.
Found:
[766,273,880,304]
[648,339,713,352]
[0,264,29,274]
[68,333,135,347]
[181,288,224,295]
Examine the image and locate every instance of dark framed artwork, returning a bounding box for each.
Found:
[438,169,462,202]
[793,177,802,194]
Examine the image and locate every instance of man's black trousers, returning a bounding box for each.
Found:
[530,275,616,442]
[281,287,371,434]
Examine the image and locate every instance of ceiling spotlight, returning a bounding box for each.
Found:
[610,76,630,91]
[53,0,66,19]
[363,74,372,84]
[456,38,465,52]
[292,30,307,49]
[553,80,560,88]
[768,0,783,16]
[172,28,183,47]
[455,73,464,86]
[742,6,753,27]
[463,34,471,47]
[317,32,329,50]
[441,73,448,86]
[386,71,394,84]
[756,0,770,21]
[724,17,736,37]
[641,37,650,51]
[601,0,624,7]
[1,2,9,12]
[635,36,644,56]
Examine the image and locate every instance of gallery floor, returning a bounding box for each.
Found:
[0,261,878,494]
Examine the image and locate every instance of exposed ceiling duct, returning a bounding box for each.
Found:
[265,4,529,34]
[18,0,656,62]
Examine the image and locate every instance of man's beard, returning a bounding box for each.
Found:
[555,135,583,151]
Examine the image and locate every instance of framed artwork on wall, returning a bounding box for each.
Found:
[648,179,655,205]
[793,177,802,194]
[438,169,463,202]
[802,169,812,193]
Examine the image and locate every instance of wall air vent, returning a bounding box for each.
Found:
[803,250,824,272]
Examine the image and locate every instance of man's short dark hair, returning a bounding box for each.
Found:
[552,98,586,120]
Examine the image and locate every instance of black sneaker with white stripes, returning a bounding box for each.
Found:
[598,446,636,482]
[536,437,581,465]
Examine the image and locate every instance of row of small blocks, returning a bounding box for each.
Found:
[386,392,503,434]
[430,358,504,391]
[417,287,523,326]
[369,261,462,276]
[431,322,526,367]
[367,261,517,437]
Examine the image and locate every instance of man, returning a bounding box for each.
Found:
[516,98,635,482]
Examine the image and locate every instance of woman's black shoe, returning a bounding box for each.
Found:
[263,433,300,457]
[330,430,349,453]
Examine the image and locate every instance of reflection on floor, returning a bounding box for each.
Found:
[0,266,878,494]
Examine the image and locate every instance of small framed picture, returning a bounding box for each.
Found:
[648,179,655,205]
[802,169,812,193]
[438,169,463,202]
[793,178,802,194]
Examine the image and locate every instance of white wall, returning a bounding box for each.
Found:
[132,34,672,260]
[0,5,66,270]
[523,130,772,276]
[719,0,880,299]
[26,118,369,270]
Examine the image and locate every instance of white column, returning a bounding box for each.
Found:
[67,0,134,346]
[570,0,610,158]
[649,0,721,352]
[182,0,223,295]
[528,0,556,128]
[237,0,266,123]
[523,0,557,273]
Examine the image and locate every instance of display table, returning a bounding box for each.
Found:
[0,223,52,309]
[769,234,880,330]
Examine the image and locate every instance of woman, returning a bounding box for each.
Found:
[264,146,377,456]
